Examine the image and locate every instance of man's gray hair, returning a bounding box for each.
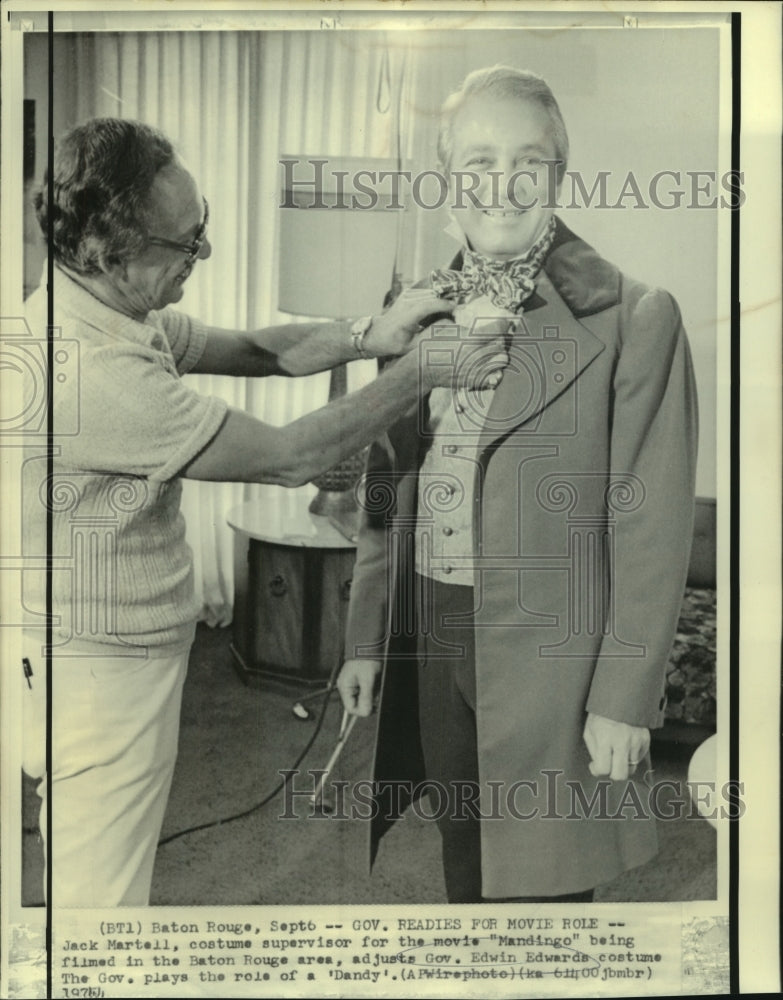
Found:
[34,117,176,275]
[437,65,569,183]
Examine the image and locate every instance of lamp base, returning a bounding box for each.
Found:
[308,489,359,542]
[308,487,357,517]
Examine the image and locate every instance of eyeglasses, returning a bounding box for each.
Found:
[147,197,209,264]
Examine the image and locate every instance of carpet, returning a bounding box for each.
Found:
[22,622,717,906]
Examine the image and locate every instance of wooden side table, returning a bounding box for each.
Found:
[227,487,357,685]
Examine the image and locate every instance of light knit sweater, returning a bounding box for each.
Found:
[22,268,228,653]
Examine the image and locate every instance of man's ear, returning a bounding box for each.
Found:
[99,253,128,283]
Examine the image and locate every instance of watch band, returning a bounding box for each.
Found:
[350,315,373,359]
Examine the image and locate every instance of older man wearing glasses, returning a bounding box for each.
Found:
[21,117,508,907]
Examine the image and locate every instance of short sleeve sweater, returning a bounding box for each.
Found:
[22,268,229,652]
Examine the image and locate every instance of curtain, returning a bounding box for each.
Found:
[52,30,409,624]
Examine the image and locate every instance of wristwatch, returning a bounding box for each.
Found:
[350,315,373,359]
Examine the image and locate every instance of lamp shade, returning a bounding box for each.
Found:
[278,154,402,318]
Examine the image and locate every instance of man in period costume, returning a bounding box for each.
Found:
[338,66,698,903]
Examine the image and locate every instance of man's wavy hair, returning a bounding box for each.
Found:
[34,117,176,275]
[437,66,569,184]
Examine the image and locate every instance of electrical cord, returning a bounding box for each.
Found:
[157,668,340,847]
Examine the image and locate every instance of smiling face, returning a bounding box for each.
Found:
[447,94,561,260]
[117,161,212,315]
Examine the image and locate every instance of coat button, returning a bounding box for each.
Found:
[442,566,452,575]
[443,526,454,536]
[446,444,458,454]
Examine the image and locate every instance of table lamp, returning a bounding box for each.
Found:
[277,154,402,530]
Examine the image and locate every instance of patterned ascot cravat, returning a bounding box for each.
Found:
[430,216,556,313]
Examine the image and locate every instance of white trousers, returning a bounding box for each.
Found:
[23,638,191,907]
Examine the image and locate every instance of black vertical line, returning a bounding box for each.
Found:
[46,10,54,1000]
[728,10,741,998]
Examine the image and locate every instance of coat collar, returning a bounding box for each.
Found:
[437,218,615,449]
[389,219,619,457]
[445,216,622,318]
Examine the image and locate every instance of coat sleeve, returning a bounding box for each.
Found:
[343,435,398,662]
[585,287,699,729]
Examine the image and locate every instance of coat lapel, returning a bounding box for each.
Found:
[399,217,621,454]
[477,273,607,452]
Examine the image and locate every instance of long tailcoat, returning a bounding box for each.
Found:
[344,219,699,898]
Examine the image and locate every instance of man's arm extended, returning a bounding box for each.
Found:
[190,289,455,377]
[182,322,511,486]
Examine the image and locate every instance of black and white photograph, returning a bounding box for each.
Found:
[0,2,779,998]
